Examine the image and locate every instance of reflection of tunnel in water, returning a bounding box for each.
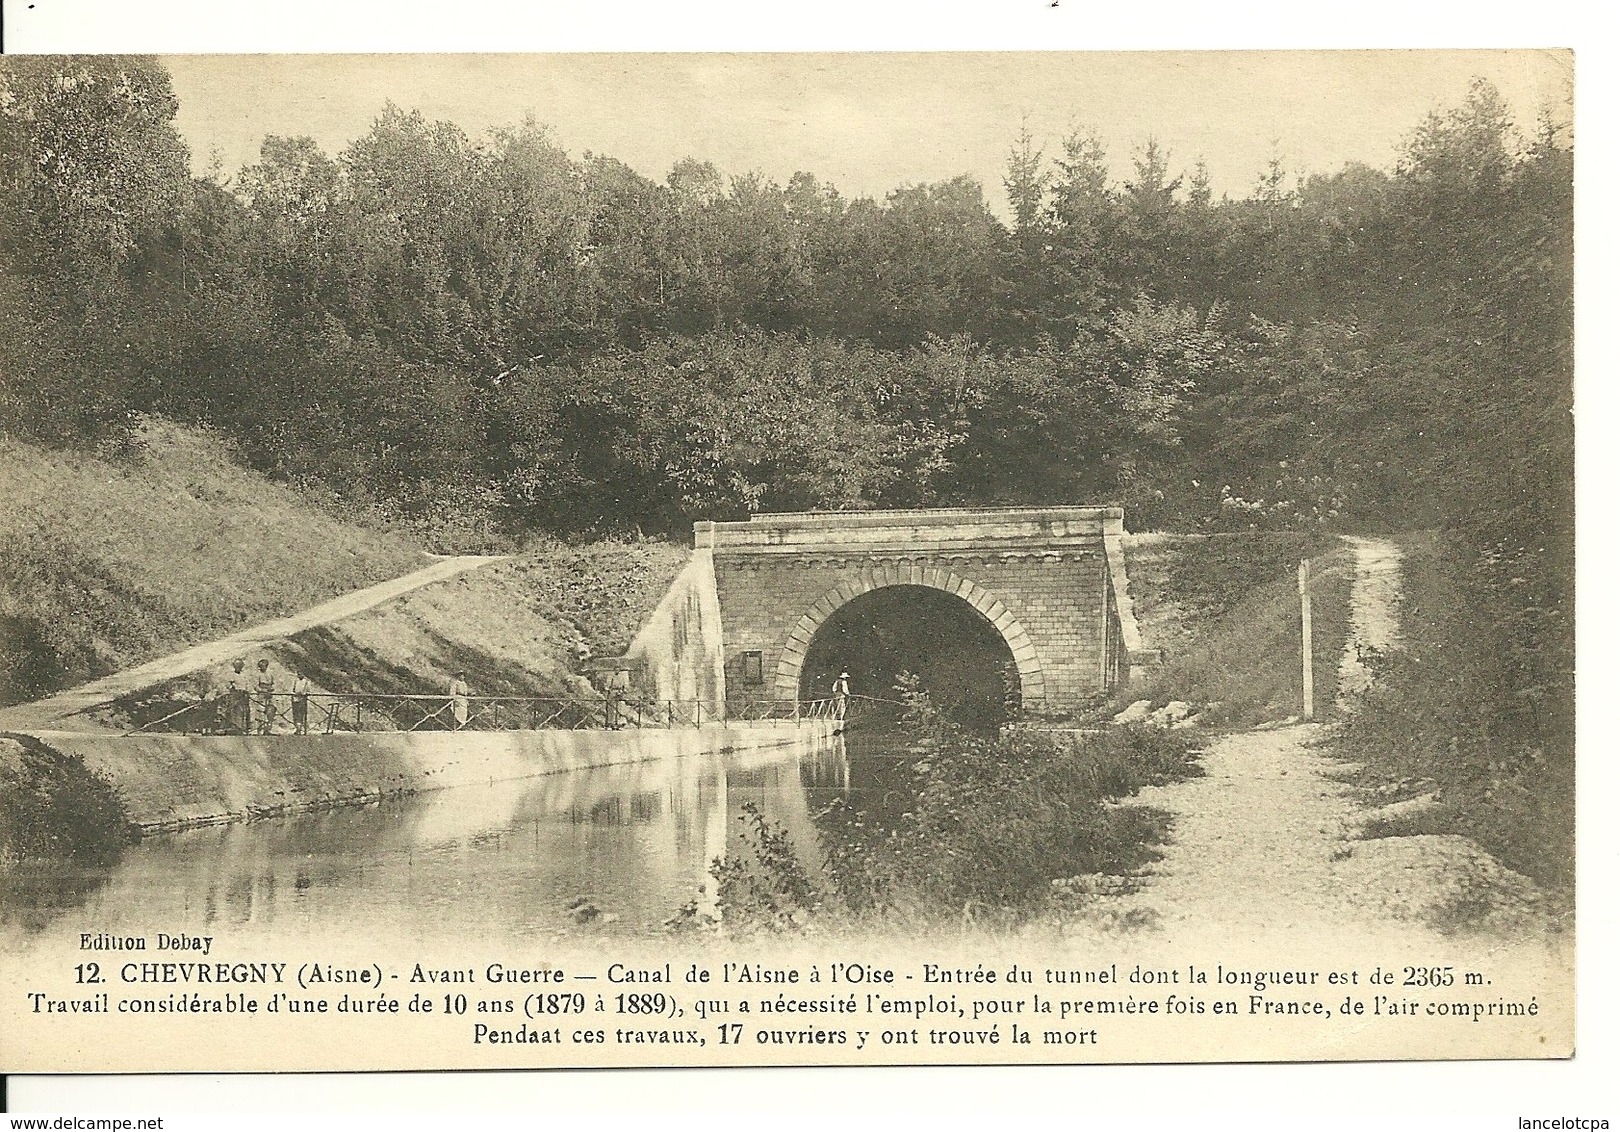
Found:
[799,585,1017,728]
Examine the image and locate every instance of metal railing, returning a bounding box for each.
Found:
[125,691,841,736]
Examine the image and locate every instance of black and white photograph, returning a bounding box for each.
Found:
[0,22,1588,1098]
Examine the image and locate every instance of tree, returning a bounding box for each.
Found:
[237,135,343,319]
[0,56,193,441]
[1003,121,1050,247]
[471,117,593,364]
[577,153,677,343]
[1117,137,1183,292]
[712,171,814,330]
[859,176,1007,348]
[661,157,729,332]
[1040,128,1117,336]
[995,122,1054,342]
[0,56,191,287]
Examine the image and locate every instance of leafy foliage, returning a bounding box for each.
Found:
[1335,533,1574,901]
[0,734,135,866]
[707,709,1201,931]
[813,717,1202,924]
[711,803,823,932]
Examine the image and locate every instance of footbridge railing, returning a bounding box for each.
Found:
[124,692,840,736]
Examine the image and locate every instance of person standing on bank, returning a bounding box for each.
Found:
[290,671,311,735]
[254,658,276,735]
[448,672,470,730]
[833,669,851,721]
[605,667,630,729]
[225,659,250,735]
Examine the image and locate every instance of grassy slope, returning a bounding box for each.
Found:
[0,419,426,706]
[262,538,689,703]
[1,418,691,724]
[1120,531,1354,728]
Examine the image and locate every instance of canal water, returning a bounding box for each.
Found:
[1,730,919,953]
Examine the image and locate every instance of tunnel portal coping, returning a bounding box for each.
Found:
[696,505,1124,554]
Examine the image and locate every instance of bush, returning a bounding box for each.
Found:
[712,804,823,933]
[715,714,1203,931]
[846,723,1200,916]
[1331,533,1574,903]
[0,734,135,866]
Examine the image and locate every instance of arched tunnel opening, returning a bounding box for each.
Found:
[798,585,1019,730]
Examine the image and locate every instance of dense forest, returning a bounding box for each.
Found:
[0,57,1574,874]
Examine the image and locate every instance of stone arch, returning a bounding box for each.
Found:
[772,564,1047,704]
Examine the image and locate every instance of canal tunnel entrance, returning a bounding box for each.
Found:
[797,585,1018,729]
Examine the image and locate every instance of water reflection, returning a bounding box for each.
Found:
[1,729,895,952]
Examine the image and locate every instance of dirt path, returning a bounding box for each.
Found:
[1109,723,1432,945]
[1099,719,1557,955]
[1121,724,1360,939]
[0,554,505,732]
[1089,534,1551,949]
[1336,534,1405,707]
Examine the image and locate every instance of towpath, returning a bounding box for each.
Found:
[1111,721,1436,944]
[1336,534,1405,707]
[1096,535,1551,948]
[0,554,505,733]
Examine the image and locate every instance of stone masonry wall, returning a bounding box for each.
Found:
[622,548,726,714]
[712,549,1112,713]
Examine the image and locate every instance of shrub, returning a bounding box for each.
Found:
[712,803,823,933]
[0,734,136,866]
[715,714,1202,930]
[1331,533,1574,903]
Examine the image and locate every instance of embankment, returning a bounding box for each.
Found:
[1327,531,1575,907]
[1,416,690,723]
[0,732,136,864]
[42,722,834,834]
[1116,531,1354,727]
[265,537,688,703]
[0,418,423,707]
[32,537,688,734]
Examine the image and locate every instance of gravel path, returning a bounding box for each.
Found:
[1113,723,1382,942]
[1336,534,1405,707]
[1084,534,1552,947]
[1104,723,1548,947]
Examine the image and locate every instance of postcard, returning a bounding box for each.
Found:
[0,47,1576,1074]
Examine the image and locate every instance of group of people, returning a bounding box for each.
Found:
[204,658,312,735]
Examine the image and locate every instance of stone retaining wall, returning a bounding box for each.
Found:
[41,722,833,833]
